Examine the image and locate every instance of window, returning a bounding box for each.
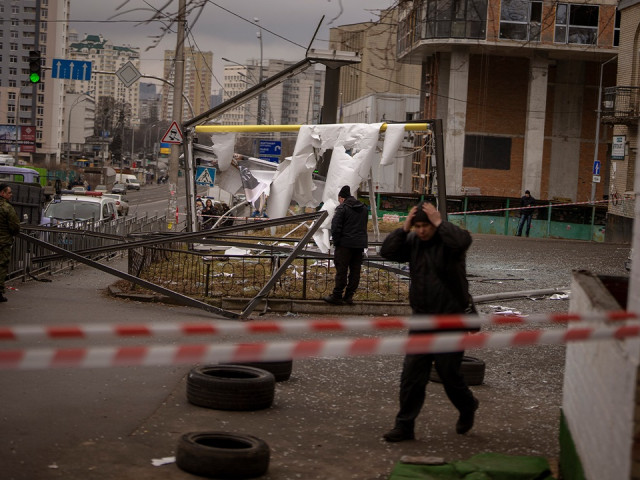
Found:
[424,0,487,39]
[614,10,620,47]
[500,0,541,41]
[9,67,16,75]
[555,4,599,44]
[8,92,15,100]
[463,135,512,170]
[9,55,17,63]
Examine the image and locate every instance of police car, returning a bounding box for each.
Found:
[42,191,118,226]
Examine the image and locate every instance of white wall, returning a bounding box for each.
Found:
[563,272,640,479]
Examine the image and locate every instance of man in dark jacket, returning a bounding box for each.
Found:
[0,183,20,303]
[323,185,368,305]
[379,201,478,441]
[516,190,535,237]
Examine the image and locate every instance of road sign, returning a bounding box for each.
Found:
[195,166,216,187]
[259,140,282,156]
[161,121,183,144]
[115,61,141,88]
[592,175,601,183]
[51,58,92,80]
[592,160,601,175]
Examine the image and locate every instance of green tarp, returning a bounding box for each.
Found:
[389,453,556,480]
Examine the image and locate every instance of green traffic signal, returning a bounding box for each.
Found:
[28,50,42,84]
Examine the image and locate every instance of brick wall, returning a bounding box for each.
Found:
[459,55,606,200]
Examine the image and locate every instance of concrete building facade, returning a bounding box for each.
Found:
[395,0,619,204]
[0,0,69,167]
[161,47,213,122]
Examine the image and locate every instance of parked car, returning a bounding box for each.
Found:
[103,193,130,216]
[71,186,87,194]
[42,194,118,226]
[95,184,108,193]
[112,183,127,194]
[626,249,633,272]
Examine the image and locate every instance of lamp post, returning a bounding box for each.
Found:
[592,55,618,203]
[66,92,93,169]
[255,17,264,125]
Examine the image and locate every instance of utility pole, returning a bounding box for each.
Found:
[167,0,187,230]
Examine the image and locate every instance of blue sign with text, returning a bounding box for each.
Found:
[259,140,282,157]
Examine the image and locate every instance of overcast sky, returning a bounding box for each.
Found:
[67,0,394,92]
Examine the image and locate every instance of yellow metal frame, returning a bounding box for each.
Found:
[194,123,431,133]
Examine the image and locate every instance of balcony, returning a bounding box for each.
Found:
[601,87,640,125]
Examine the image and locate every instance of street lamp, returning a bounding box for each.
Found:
[255,17,264,125]
[66,91,94,169]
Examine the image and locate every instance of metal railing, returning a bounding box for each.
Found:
[8,213,167,281]
[602,86,640,124]
[126,245,410,303]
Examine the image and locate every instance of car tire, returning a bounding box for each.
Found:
[187,365,275,411]
[221,360,293,382]
[176,431,270,479]
[429,355,486,386]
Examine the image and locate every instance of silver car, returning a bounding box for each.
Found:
[103,193,130,216]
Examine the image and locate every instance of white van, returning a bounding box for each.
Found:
[116,173,140,190]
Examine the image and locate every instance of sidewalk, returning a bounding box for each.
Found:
[1,235,631,479]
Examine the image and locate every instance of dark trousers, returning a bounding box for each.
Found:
[516,213,533,236]
[331,246,363,299]
[394,350,476,432]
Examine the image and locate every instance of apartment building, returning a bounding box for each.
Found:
[395,0,619,205]
[0,0,69,167]
[220,59,325,127]
[67,32,141,127]
[161,47,213,122]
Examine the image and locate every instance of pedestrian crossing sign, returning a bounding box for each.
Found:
[195,166,216,187]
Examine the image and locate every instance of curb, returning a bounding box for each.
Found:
[107,284,412,316]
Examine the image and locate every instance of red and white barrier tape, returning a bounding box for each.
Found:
[1,311,636,342]
[448,199,613,216]
[1,323,639,370]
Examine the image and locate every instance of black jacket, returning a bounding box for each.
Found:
[331,196,368,249]
[521,194,535,214]
[380,222,472,315]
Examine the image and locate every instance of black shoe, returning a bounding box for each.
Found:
[0,294,7,303]
[456,398,479,434]
[383,427,415,442]
[343,296,354,305]
[322,295,344,305]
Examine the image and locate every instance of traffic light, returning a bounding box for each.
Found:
[28,51,42,83]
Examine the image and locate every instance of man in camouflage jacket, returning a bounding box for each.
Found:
[0,183,20,302]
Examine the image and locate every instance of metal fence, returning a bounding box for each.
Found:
[8,213,168,281]
[125,245,410,303]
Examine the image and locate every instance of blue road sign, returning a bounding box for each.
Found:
[593,160,601,175]
[51,58,92,80]
[195,166,216,187]
[259,140,282,156]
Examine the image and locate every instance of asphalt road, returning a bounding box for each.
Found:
[0,234,631,480]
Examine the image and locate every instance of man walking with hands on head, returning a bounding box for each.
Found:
[0,183,20,303]
[380,201,479,441]
[323,185,368,306]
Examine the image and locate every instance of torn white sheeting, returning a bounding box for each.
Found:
[151,457,176,467]
[225,247,249,256]
[209,133,236,171]
[266,126,328,221]
[380,124,406,166]
[313,123,383,252]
